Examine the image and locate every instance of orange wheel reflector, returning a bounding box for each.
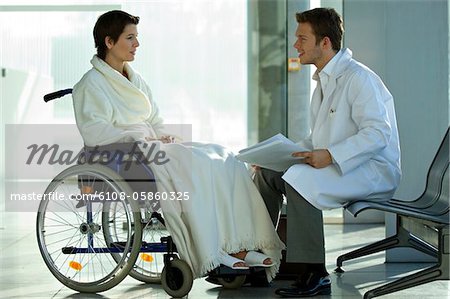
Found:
[69,261,83,271]
[141,253,154,262]
[81,186,93,194]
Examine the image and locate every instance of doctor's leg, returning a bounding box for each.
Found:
[285,183,325,264]
[254,168,326,263]
[253,168,285,227]
[274,184,331,297]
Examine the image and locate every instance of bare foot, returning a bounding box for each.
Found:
[226,252,248,267]
[231,260,248,268]
[231,251,247,261]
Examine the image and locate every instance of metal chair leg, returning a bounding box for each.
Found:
[335,234,402,272]
[364,264,443,299]
[364,226,449,298]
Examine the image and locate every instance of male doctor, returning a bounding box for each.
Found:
[254,8,401,297]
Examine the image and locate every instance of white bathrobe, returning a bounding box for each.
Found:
[72,56,284,279]
[283,49,401,210]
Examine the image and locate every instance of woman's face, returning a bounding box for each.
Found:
[106,24,140,63]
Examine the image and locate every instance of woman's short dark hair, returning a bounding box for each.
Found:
[93,10,140,60]
[296,8,343,52]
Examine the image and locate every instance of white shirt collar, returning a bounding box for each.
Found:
[312,49,344,92]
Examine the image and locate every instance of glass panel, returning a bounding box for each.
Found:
[0,1,248,150]
[247,0,287,144]
[123,1,248,151]
[0,9,114,123]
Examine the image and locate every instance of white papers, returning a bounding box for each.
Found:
[236,133,308,172]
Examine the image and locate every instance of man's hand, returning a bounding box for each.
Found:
[251,165,261,171]
[292,149,332,168]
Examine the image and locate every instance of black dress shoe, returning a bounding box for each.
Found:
[275,273,331,297]
[291,270,329,288]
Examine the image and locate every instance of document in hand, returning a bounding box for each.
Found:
[236,133,308,172]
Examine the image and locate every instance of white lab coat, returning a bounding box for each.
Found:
[282,49,401,210]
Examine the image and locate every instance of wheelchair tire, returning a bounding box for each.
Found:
[217,275,247,289]
[102,202,168,284]
[36,164,142,293]
[161,258,193,298]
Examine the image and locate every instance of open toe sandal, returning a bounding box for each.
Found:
[219,254,249,270]
[244,251,273,267]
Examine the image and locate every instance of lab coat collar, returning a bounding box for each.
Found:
[312,48,353,100]
[312,48,352,80]
[330,48,353,78]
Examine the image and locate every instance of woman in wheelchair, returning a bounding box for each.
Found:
[72,10,284,282]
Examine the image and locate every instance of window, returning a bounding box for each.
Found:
[0,1,248,151]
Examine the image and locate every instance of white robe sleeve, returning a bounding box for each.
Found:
[327,71,392,175]
[139,79,170,138]
[140,80,184,142]
[73,79,139,146]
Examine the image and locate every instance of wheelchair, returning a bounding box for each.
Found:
[37,89,264,297]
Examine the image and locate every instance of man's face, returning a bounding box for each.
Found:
[293,22,323,67]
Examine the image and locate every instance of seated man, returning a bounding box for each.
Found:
[254,7,401,297]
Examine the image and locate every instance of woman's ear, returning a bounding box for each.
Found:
[105,36,114,49]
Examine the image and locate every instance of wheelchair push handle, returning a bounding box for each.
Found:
[43,88,73,102]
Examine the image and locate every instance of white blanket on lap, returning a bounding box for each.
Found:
[73,56,285,279]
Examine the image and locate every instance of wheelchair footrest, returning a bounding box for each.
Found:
[208,265,257,276]
[140,241,168,252]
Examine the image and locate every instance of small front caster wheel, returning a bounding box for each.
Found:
[161,258,193,298]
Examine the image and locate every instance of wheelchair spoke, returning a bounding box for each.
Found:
[44,226,77,237]
[48,226,81,263]
[44,215,79,230]
[37,164,142,292]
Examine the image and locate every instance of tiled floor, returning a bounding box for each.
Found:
[0,212,448,299]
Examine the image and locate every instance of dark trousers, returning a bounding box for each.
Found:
[254,168,325,263]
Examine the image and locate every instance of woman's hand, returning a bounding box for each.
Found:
[159,135,175,143]
[145,136,175,143]
[292,149,332,168]
[144,136,158,142]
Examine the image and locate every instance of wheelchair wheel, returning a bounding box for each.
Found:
[161,258,193,298]
[36,164,142,293]
[102,201,169,283]
[217,275,247,289]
